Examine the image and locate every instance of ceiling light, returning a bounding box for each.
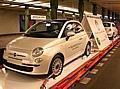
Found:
[29,7,35,9]
[19,6,25,8]
[10,5,19,7]
[25,1,42,4]
[34,4,41,6]
[58,5,78,12]
[28,7,42,9]
[35,3,50,7]
[13,0,33,3]
[57,11,62,13]
[64,12,73,15]
[110,17,112,19]
[7,0,13,1]
[104,16,108,18]
[75,13,79,16]
[2,3,10,6]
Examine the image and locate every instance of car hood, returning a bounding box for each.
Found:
[8,36,57,50]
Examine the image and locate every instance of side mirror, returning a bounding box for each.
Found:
[67,31,75,37]
[66,31,75,40]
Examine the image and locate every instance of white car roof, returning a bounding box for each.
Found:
[103,22,114,24]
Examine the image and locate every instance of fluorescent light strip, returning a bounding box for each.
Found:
[7,0,13,1]
[13,0,33,3]
[29,7,35,9]
[19,6,25,8]
[75,13,79,16]
[34,4,41,6]
[29,7,41,10]
[1,3,10,6]
[64,12,73,15]
[57,11,62,13]
[10,5,19,7]
[19,6,41,9]
[25,1,42,4]
[58,5,78,12]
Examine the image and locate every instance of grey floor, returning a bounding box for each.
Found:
[73,42,120,89]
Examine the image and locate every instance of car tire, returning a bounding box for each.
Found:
[109,33,114,40]
[84,43,91,56]
[48,55,63,77]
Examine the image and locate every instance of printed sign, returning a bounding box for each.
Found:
[31,15,46,20]
[82,15,111,50]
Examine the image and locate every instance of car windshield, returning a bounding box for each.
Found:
[103,23,110,27]
[24,20,65,38]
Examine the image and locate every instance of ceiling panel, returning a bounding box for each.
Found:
[39,0,120,12]
[90,0,120,12]
[37,0,78,8]
[2,0,120,13]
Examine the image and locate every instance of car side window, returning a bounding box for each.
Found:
[112,24,116,27]
[61,22,84,37]
[62,22,74,37]
[73,23,84,34]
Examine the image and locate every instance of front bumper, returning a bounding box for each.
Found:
[3,50,52,75]
[3,49,52,75]
[4,60,49,75]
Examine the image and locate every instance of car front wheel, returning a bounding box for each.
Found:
[49,55,63,77]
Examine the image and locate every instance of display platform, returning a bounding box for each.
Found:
[0,37,119,89]
[73,41,120,89]
[0,52,97,89]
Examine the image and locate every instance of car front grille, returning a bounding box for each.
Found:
[8,52,26,61]
[4,61,33,72]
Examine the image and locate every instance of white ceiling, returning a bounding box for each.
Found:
[90,0,120,12]
[1,0,120,13]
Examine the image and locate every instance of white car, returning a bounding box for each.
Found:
[103,22,118,39]
[3,20,91,76]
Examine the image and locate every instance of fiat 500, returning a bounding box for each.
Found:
[103,22,118,39]
[3,20,91,76]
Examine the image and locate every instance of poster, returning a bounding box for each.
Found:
[82,15,111,50]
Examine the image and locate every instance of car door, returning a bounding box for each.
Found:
[61,22,86,63]
[73,22,88,54]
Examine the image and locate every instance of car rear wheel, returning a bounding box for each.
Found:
[84,43,91,56]
[109,33,114,40]
[49,55,63,77]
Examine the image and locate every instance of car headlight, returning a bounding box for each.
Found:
[32,47,43,57]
